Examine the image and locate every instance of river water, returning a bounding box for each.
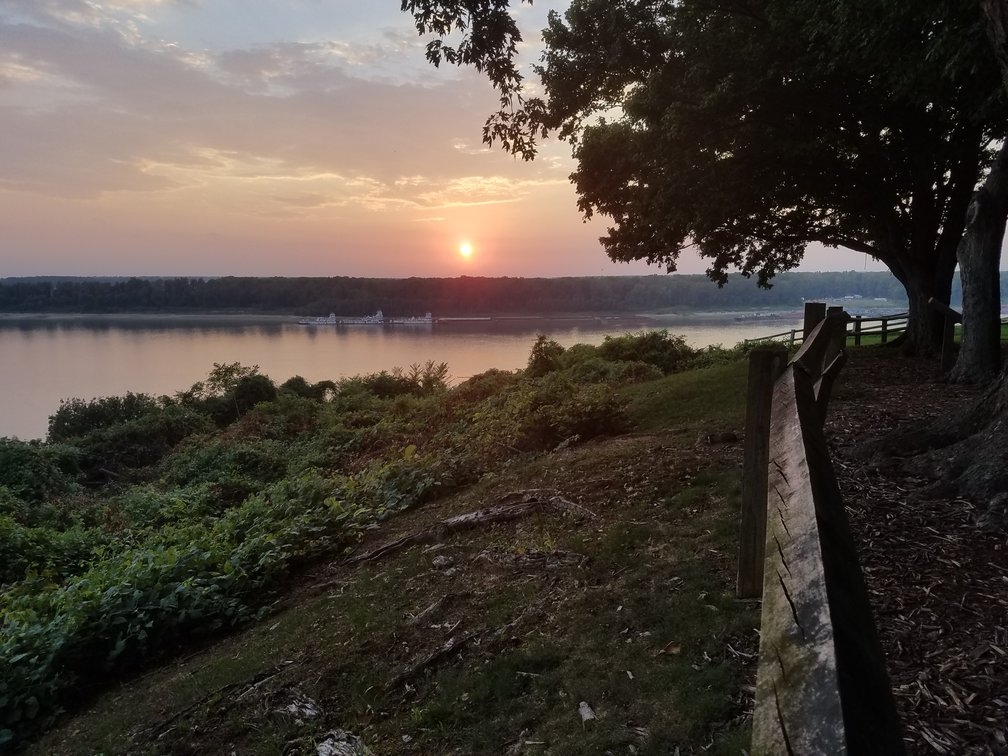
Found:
[0,312,803,440]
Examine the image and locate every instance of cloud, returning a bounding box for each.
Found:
[0,6,574,205]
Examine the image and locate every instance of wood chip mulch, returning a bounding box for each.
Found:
[826,351,1008,755]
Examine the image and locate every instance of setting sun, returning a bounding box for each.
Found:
[459,241,474,258]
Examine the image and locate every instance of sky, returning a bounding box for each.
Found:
[0,0,886,278]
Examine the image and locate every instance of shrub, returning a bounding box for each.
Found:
[566,356,663,386]
[0,439,81,504]
[0,517,105,586]
[597,330,696,374]
[231,394,323,440]
[71,405,214,474]
[526,335,565,377]
[279,376,335,402]
[160,438,290,489]
[467,372,628,456]
[406,361,450,395]
[47,393,161,442]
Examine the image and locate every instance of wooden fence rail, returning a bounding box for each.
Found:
[741,311,905,754]
[744,311,1008,349]
[742,313,909,347]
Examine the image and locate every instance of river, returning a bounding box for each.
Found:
[0,312,804,440]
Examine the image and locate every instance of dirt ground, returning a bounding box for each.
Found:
[828,350,1008,755]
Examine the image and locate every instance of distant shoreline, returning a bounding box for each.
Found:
[0,309,817,327]
[0,300,903,320]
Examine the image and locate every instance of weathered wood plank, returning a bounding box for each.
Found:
[753,366,846,755]
[751,364,904,755]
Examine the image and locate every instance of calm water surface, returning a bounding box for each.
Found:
[0,313,803,440]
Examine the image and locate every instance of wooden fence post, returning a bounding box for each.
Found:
[928,297,964,373]
[738,345,788,598]
[826,306,846,347]
[881,317,888,344]
[854,315,862,346]
[941,313,957,373]
[803,302,827,341]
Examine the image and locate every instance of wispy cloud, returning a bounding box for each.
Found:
[0,1,650,278]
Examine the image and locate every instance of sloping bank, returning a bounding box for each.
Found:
[3,332,761,754]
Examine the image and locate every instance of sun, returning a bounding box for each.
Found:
[458,241,474,259]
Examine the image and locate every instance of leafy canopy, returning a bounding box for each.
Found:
[404,0,1006,292]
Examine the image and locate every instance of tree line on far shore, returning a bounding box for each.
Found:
[0,270,978,316]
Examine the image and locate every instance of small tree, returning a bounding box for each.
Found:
[527,334,565,377]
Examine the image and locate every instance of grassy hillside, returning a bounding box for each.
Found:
[2,332,759,754]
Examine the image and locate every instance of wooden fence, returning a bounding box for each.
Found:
[744,308,1008,350]
[742,312,909,347]
[739,310,905,754]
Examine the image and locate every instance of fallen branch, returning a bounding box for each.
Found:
[346,489,586,565]
[384,634,473,693]
[138,661,293,743]
[384,603,539,694]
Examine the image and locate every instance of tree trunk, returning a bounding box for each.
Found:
[900,271,945,355]
[897,0,1008,531]
[949,141,1008,383]
[981,0,1008,90]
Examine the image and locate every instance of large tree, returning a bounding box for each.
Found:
[404,0,1007,354]
[951,0,1008,381]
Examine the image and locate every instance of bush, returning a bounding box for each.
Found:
[0,517,105,586]
[231,394,323,440]
[47,393,160,442]
[71,405,214,474]
[526,335,565,377]
[597,330,696,374]
[566,356,663,386]
[160,438,290,489]
[467,372,628,456]
[0,439,80,504]
[279,376,336,402]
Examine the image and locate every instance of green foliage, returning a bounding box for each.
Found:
[468,370,628,455]
[340,370,417,400]
[446,368,519,406]
[0,516,105,587]
[47,392,161,442]
[0,334,702,749]
[231,394,323,440]
[114,484,224,530]
[279,375,335,402]
[407,360,450,395]
[183,362,261,401]
[0,471,365,745]
[71,404,214,474]
[566,355,662,385]
[526,334,565,377]
[0,439,80,504]
[232,374,278,413]
[597,330,695,374]
[160,438,290,491]
[338,361,450,401]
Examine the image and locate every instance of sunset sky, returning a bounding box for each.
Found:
[0,0,884,278]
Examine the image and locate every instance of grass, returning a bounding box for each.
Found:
[27,358,758,756]
[622,360,748,432]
